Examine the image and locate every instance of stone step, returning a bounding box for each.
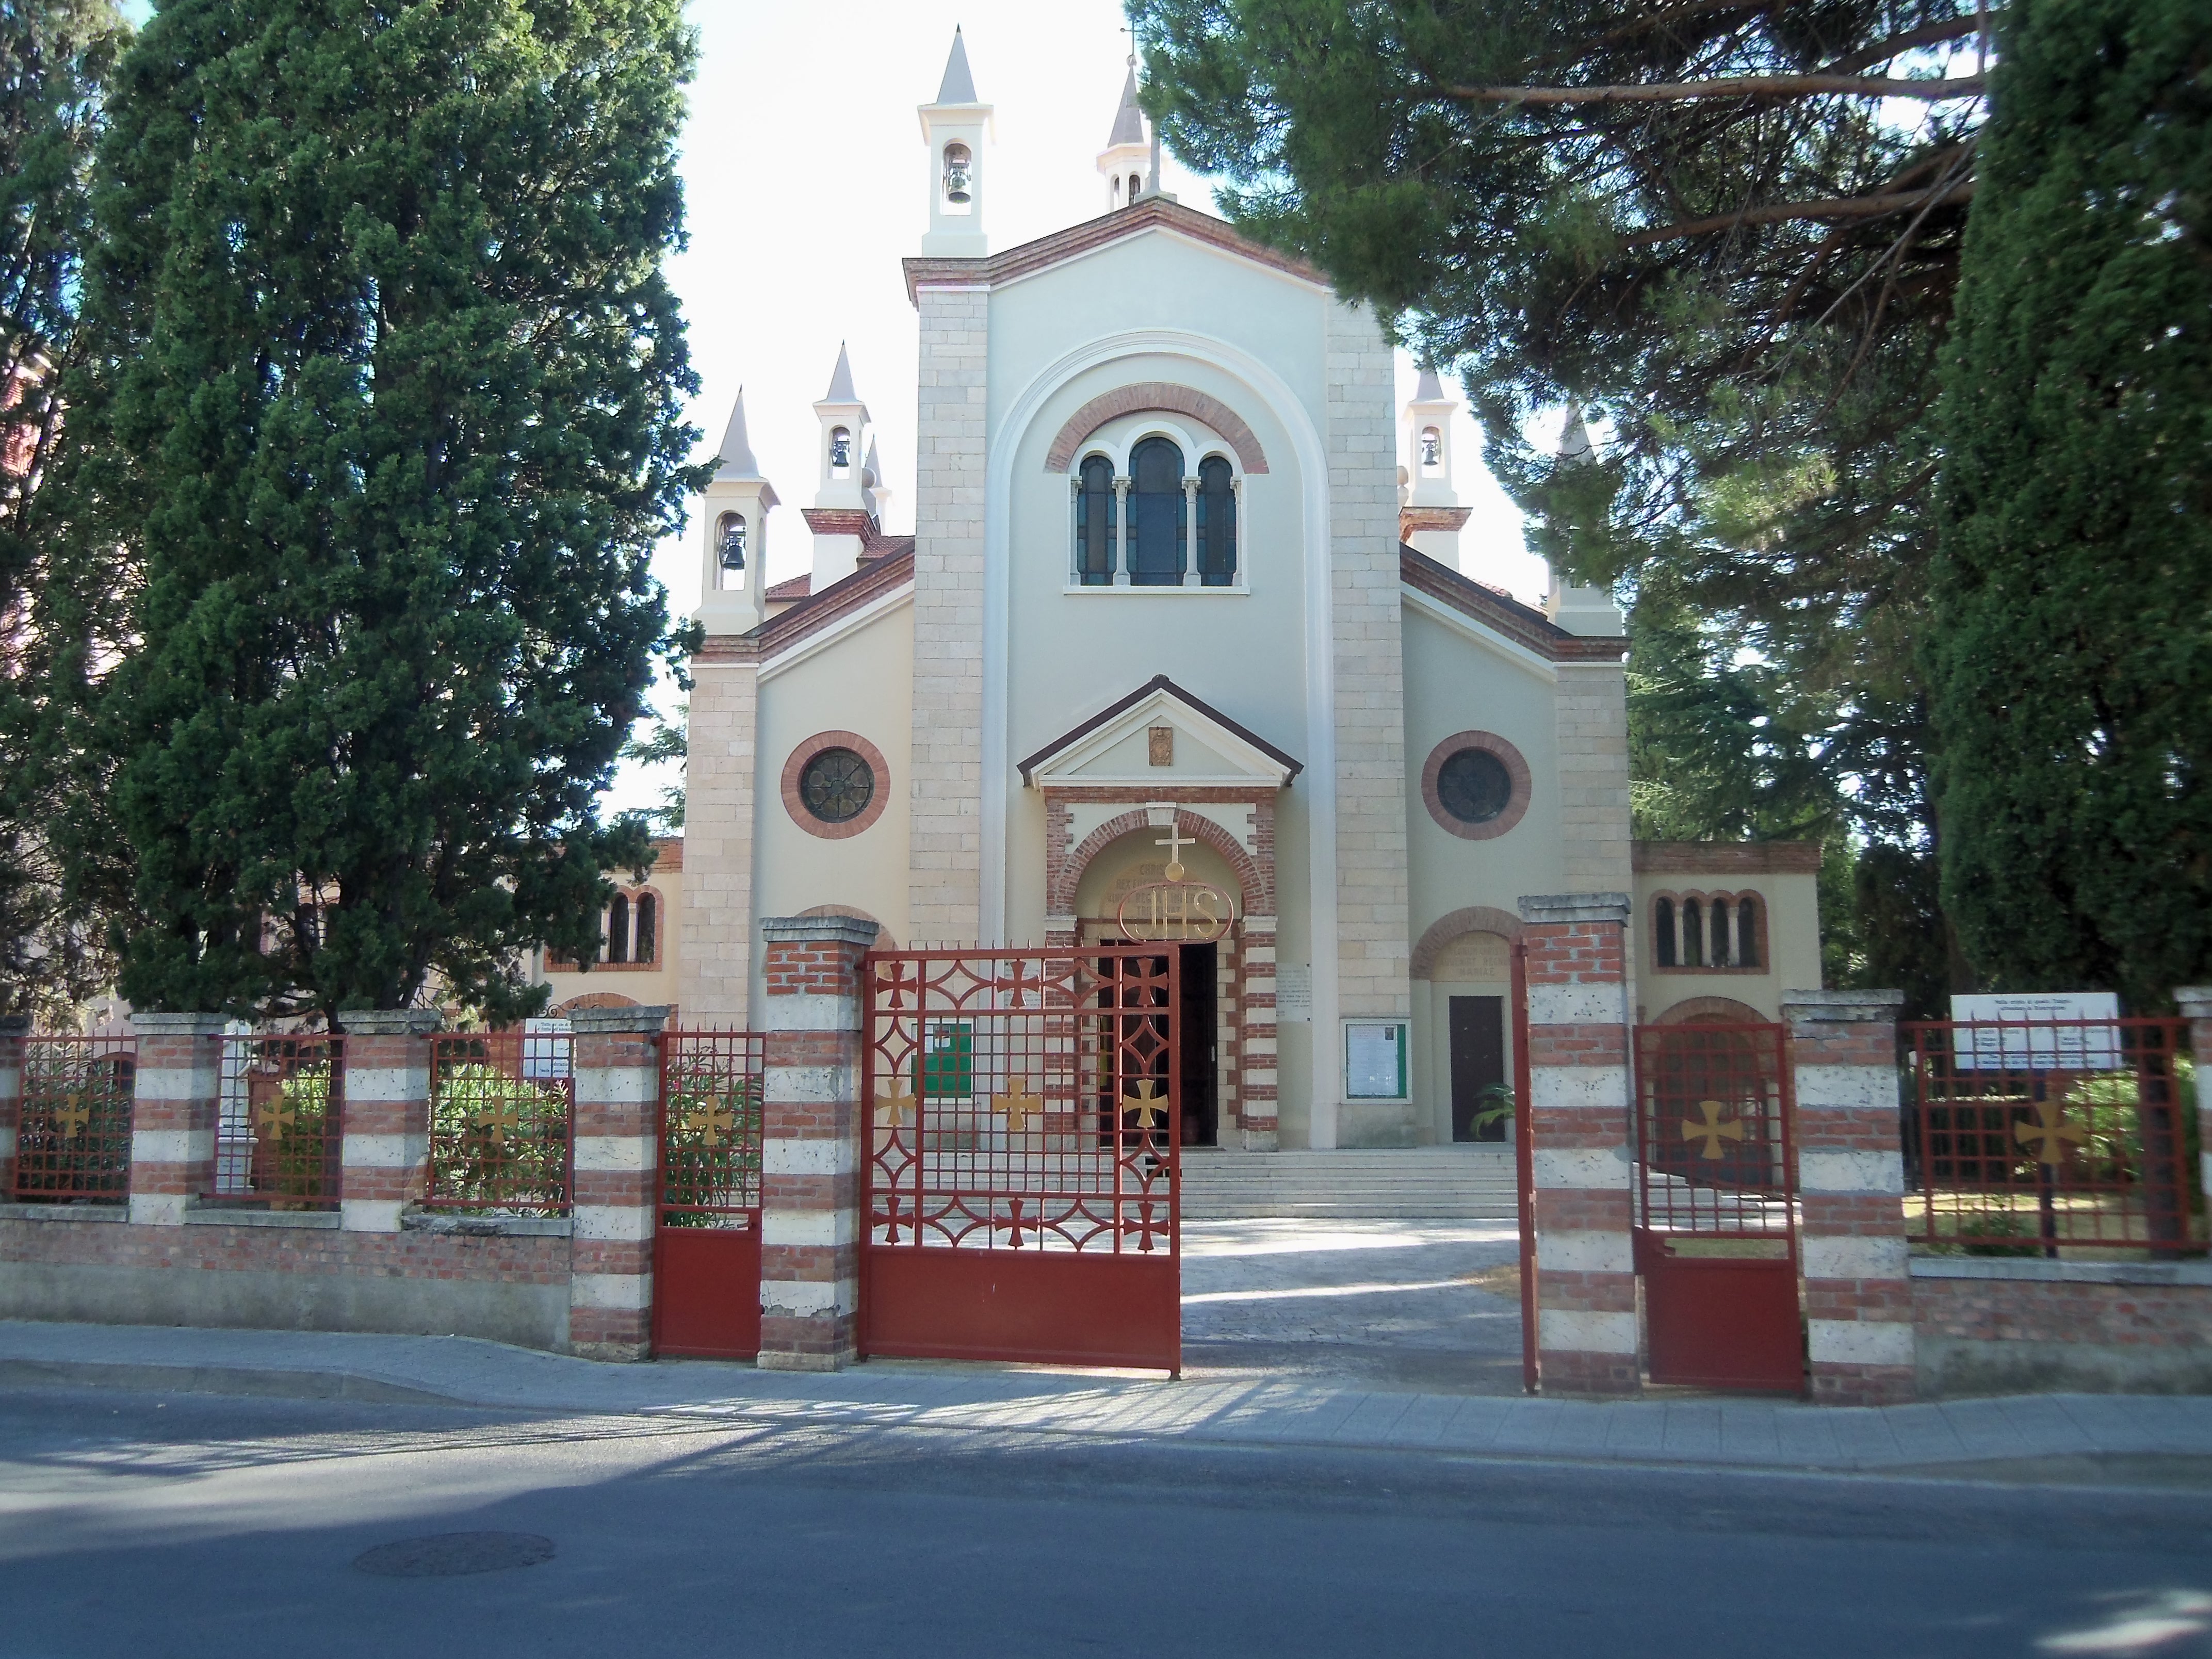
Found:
[1178,1149,1522,1219]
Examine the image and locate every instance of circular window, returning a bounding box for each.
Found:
[801,748,873,824]
[1421,731,1531,841]
[1436,749,1512,825]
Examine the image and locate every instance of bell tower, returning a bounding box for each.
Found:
[1398,366,1471,566]
[1097,57,1148,212]
[1544,409,1626,636]
[696,389,774,636]
[808,343,871,588]
[919,27,991,257]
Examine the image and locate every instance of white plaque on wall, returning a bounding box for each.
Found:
[1343,1019,1409,1100]
[1275,965,1313,1023]
[1948,991,2121,1071]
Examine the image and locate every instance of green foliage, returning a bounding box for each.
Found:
[623,701,688,834]
[70,0,707,1022]
[1930,0,2212,1009]
[429,1061,569,1215]
[660,1055,760,1227]
[251,1062,336,1203]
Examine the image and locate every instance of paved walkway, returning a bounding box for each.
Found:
[6,1318,2212,1476]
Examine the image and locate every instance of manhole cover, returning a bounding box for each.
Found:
[353,1532,556,1578]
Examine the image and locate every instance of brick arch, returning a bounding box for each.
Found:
[1053,808,1271,918]
[1410,906,1524,979]
[796,903,897,951]
[1044,381,1270,474]
[553,991,638,1014]
[1650,995,1769,1026]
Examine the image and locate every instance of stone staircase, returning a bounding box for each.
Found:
[1178,1147,1520,1221]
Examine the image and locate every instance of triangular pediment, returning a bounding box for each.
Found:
[1018,675,1301,789]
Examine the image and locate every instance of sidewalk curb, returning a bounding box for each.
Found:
[0,1357,463,1407]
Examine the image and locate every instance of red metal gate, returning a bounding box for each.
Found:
[1632,1022,1803,1392]
[861,946,1180,1373]
[653,1031,765,1359]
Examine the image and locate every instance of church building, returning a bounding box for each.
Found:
[662,32,1823,1153]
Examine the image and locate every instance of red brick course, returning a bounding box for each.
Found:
[0,1216,568,1282]
[1912,1275,2212,1350]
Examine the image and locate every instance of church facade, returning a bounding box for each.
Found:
[664,34,1822,1152]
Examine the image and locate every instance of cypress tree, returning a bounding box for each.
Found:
[80,0,704,1020]
[1930,0,2212,1006]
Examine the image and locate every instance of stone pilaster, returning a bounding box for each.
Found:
[1786,989,1915,1405]
[126,1013,227,1226]
[678,641,758,1023]
[1519,893,1638,1395]
[1554,660,1633,897]
[2175,988,2212,1207]
[568,1004,670,1362]
[757,914,879,1371]
[337,1009,440,1232]
[0,1014,25,1197]
[1241,914,1279,1150]
[908,281,989,945]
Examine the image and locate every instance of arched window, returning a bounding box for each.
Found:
[1420,427,1442,468]
[1196,455,1237,585]
[1128,171,1141,201]
[829,427,852,473]
[717,512,745,575]
[1111,176,1121,207]
[1710,897,1731,967]
[1076,454,1116,586]
[606,894,630,964]
[1128,435,1185,587]
[943,143,972,207]
[1681,897,1704,968]
[1655,897,1677,968]
[1736,894,1761,968]
[634,892,657,966]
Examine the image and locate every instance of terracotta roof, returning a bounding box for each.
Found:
[904,198,1328,305]
[1017,673,1303,786]
[695,546,916,665]
[1399,544,1624,663]
[1633,840,1824,875]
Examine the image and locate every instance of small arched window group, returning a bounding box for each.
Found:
[1653,891,1763,972]
[554,889,661,970]
[1073,437,1238,589]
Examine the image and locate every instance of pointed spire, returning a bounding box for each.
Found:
[863,436,881,487]
[1557,406,1593,466]
[714,388,759,480]
[936,26,978,103]
[824,341,857,403]
[1108,58,1145,148]
[1413,365,1446,403]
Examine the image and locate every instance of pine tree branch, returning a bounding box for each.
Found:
[1816,15,1994,77]
[1434,73,1985,106]
[1619,181,1975,247]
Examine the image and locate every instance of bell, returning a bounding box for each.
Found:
[829,430,852,469]
[719,518,746,571]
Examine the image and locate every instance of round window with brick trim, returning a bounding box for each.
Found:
[782,730,892,841]
[1421,731,1532,841]
[801,748,873,824]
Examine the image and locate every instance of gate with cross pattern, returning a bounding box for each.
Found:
[860,946,1180,1373]
[1631,1021,1803,1392]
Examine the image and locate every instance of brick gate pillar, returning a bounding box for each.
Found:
[1518,893,1638,1395]
[2175,989,2212,1207]
[1785,989,1916,1405]
[0,1014,26,1196]
[127,1013,228,1226]
[337,1010,440,1232]
[757,914,880,1372]
[568,1004,670,1361]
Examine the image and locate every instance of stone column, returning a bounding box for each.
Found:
[757,914,879,1371]
[1241,913,1280,1151]
[0,1014,26,1197]
[1786,989,1916,1406]
[1518,893,1638,1395]
[127,1013,227,1226]
[338,1010,440,1232]
[568,1004,670,1362]
[2175,989,2212,1208]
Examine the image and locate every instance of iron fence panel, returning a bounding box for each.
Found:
[210,1033,344,1210]
[426,1031,573,1215]
[12,1035,136,1203]
[661,1030,764,1227]
[1633,1022,1796,1240]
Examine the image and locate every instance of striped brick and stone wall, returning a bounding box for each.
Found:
[1520,892,1638,1394]
[1785,989,1916,1405]
[127,1014,226,1228]
[338,1009,438,1233]
[908,282,989,945]
[568,1004,669,1362]
[757,914,877,1371]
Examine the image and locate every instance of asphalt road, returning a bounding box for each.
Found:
[3,1385,2209,1658]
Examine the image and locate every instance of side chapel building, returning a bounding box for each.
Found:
[544,35,1824,1151]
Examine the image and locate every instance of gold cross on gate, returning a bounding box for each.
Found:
[993,1083,1044,1134]
[1156,821,1194,883]
[50,1092,91,1141]
[472,1098,525,1145]
[680,1099,737,1148]
[2014,1100,2089,1167]
[875,1081,916,1129]
[255,1095,298,1141]
[1123,1077,1168,1130]
[1681,1100,1745,1160]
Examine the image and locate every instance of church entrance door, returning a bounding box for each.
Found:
[1180,942,1217,1147]
[1449,995,1507,1142]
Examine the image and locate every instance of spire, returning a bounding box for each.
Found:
[863,436,881,486]
[1413,365,1446,403]
[1108,58,1145,148]
[714,388,760,481]
[824,341,857,403]
[1557,406,1594,466]
[936,26,978,104]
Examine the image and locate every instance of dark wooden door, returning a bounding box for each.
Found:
[1449,995,1506,1142]
[1179,942,1217,1146]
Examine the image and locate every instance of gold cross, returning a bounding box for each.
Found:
[875,1081,916,1128]
[1681,1099,1745,1160]
[472,1098,525,1144]
[255,1095,298,1141]
[2014,1100,2088,1166]
[680,1100,737,1148]
[1156,821,1193,883]
[50,1093,91,1141]
[993,1083,1044,1134]
[1123,1077,1168,1130]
